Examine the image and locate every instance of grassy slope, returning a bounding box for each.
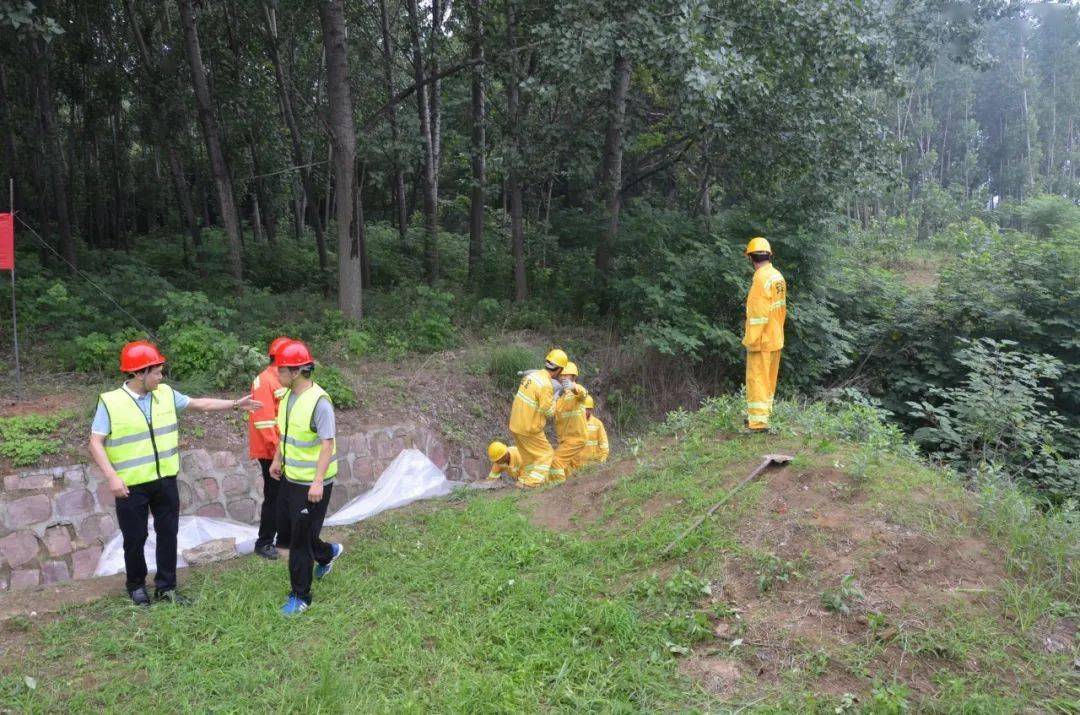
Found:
[0,398,1076,713]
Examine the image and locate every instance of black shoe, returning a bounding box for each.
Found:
[254,543,280,560]
[129,586,151,607]
[154,589,192,606]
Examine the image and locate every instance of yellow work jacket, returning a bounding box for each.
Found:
[509,370,555,435]
[554,385,589,444]
[487,446,523,480]
[584,415,609,463]
[743,263,786,352]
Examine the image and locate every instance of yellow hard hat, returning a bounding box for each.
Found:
[583,395,595,409]
[545,348,569,369]
[487,441,509,463]
[562,361,579,377]
[745,236,772,255]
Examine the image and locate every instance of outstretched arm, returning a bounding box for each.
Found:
[187,395,262,412]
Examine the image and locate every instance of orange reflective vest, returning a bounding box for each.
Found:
[248,365,287,460]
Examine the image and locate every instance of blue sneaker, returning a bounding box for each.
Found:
[315,543,344,579]
[280,595,309,616]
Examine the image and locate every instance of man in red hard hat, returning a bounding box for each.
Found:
[88,340,261,607]
[248,336,293,560]
[269,340,344,616]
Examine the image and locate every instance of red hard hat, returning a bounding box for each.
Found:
[274,340,315,368]
[120,340,167,373]
[268,336,293,358]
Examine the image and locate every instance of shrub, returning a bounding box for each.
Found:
[0,413,70,466]
[63,329,145,374]
[908,338,1078,501]
[161,324,236,380]
[345,329,376,357]
[316,365,357,409]
[214,344,267,391]
[487,345,537,391]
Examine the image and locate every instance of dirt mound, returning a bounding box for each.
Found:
[526,458,638,531]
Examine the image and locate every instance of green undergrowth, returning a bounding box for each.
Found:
[1,396,1075,712]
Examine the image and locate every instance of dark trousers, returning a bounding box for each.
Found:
[283,479,334,604]
[114,476,180,594]
[256,459,291,548]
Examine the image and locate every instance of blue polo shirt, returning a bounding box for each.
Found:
[91,382,191,436]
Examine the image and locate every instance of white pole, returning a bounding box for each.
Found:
[9,178,21,401]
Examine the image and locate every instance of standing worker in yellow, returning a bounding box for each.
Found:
[582,396,609,464]
[486,441,523,482]
[742,237,787,432]
[508,349,567,487]
[552,361,590,479]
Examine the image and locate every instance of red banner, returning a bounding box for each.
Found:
[0,213,12,270]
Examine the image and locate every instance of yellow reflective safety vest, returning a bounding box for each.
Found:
[743,263,787,352]
[99,384,180,486]
[584,415,609,463]
[276,384,338,484]
[554,386,589,444]
[508,370,555,436]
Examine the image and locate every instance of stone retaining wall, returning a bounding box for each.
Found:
[0,423,481,591]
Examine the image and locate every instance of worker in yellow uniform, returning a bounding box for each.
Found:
[486,441,523,482]
[508,348,567,487]
[552,361,590,479]
[742,237,786,432]
[582,396,609,464]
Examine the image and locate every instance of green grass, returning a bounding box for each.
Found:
[1,395,1076,712]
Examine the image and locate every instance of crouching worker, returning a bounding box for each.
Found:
[583,396,609,465]
[89,341,261,607]
[486,440,523,483]
[270,340,344,616]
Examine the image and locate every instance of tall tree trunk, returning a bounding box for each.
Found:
[407,0,439,282]
[177,0,244,284]
[248,137,275,245]
[318,0,362,321]
[1018,21,1035,193]
[30,37,76,272]
[355,160,371,289]
[429,0,443,194]
[378,0,409,239]
[594,50,632,295]
[123,0,206,274]
[263,4,328,284]
[467,0,486,288]
[505,0,526,301]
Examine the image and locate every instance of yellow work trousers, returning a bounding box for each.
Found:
[746,350,781,429]
[553,439,587,481]
[511,431,554,487]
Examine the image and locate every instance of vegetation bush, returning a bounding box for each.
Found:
[0,413,71,466]
[486,345,537,391]
[315,365,357,409]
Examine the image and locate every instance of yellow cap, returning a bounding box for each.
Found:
[583,395,595,409]
[487,441,509,463]
[545,349,569,369]
[745,236,772,255]
[562,361,579,377]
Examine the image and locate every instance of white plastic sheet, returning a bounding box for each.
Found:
[94,516,259,577]
[324,448,455,526]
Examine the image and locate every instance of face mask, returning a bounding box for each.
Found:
[560,378,573,389]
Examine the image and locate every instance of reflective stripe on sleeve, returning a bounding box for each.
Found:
[747,317,769,325]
